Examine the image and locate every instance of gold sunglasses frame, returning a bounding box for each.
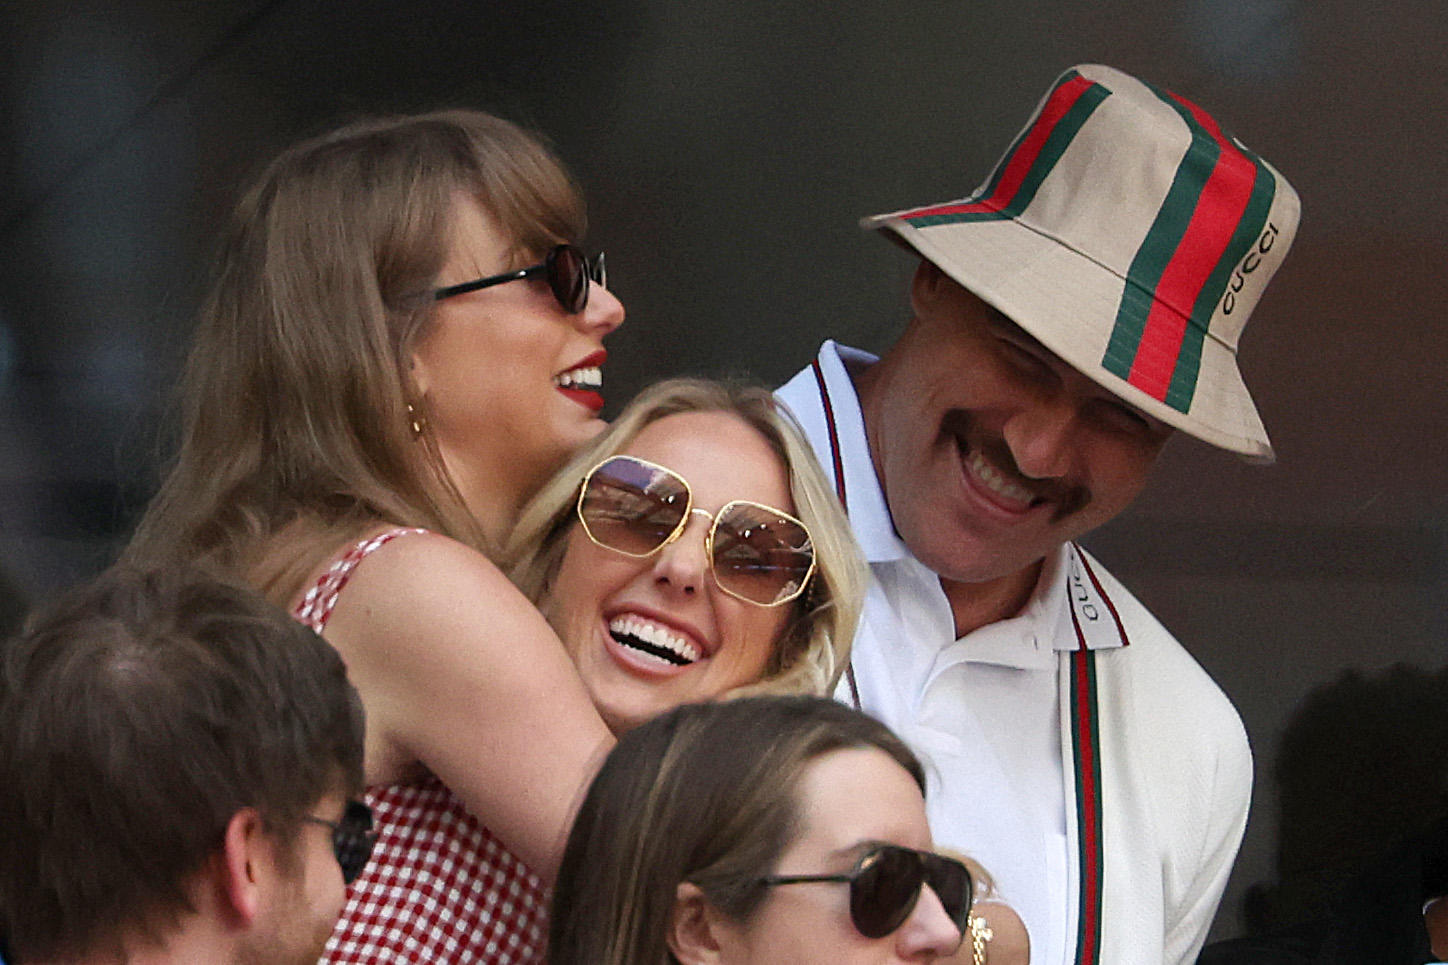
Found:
[575,454,817,607]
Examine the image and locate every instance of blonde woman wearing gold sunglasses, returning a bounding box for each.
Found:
[508,378,867,735]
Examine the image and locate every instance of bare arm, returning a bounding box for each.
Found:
[318,530,613,882]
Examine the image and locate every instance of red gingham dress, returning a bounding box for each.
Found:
[295,527,550,964]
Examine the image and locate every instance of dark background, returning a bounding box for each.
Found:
[3,0,1444,943]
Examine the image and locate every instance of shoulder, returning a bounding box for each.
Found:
[315,527,549,660]
[340,527,518,597]
[1082,551,1249,759]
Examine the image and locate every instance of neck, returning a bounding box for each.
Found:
[432,446,544,551]
[34,922,237,965]
[940,559,1043,639]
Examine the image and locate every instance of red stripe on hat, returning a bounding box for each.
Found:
[902,73,1098,221]
[1126,95,1258,398]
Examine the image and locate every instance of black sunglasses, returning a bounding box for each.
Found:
[759,844,972,946]
[432,243,605,314]
[303,799,377,885]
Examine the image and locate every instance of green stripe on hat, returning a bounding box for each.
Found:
[1102,82,1276,413]
[903,73,1110,228]
[1101,108,1219,401]
[1167,140,1275,409]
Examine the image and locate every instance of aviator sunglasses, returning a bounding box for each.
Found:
[302,799,377,885]
[432,243,606,314]
[576,454,816,607]
[760,844,973,947]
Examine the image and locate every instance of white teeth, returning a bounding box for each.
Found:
[555,366,602,389]
[608,614,701,664]
[967,450,1035,506]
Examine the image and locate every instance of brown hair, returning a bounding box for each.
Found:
[125,109,585,601]
[548,695,925,965]
[0,565,365,961]
[507,378,865,699]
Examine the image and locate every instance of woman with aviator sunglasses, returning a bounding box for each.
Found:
[508,378,866,736]
[124,109,626,963]
[549,694,975,964]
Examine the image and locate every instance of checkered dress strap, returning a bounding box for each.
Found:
[321,777,550,964]
[293,527,428,632]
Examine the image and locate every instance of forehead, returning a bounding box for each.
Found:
[620,411,792,508]
[441,192,516,272]
[789,747,932,855]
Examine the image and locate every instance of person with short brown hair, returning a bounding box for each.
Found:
[0,566,368,964]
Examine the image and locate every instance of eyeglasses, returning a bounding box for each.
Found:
[759,844,972,946]
[303,799,377,885]
[432,244,605,314]
[576,455,816,607]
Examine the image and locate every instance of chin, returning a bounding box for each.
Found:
[599,705,648,736]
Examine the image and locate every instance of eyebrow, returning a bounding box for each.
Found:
[830,837,897,862]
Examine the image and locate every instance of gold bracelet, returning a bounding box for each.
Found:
[969,914,994,965]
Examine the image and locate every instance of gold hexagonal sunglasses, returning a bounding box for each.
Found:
[575,455,816,607]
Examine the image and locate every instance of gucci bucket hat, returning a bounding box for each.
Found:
[865,64,1300,462]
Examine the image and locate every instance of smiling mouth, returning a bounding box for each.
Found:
[553,366,602,391]
[964,448,1037,509]
[608,614,701,667]
[944,412,1088,520]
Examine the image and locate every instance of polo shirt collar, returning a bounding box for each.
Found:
[809,341,912,564]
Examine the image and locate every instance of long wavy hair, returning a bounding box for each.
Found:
[506,378,865,700]
[125,110,585,602]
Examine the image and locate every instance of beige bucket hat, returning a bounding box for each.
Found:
[865,64,1300,462]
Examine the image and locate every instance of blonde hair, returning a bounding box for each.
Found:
[507,378,864,698]
[125,110,585,602]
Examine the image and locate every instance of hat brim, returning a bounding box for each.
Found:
[868,213,1276,464]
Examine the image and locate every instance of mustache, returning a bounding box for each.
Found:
[941,410,1091,522]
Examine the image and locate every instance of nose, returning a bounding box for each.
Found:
[649,511,710,597]
[578,278,625,336]
[895,885,966,961]
[1002,396,1077,480]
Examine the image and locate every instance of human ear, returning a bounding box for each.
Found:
[667,882,727,965]
[408,349,431,401]
[908,259,950,313]
[217,807,267,925]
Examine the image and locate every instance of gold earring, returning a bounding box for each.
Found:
[406,403,426,438]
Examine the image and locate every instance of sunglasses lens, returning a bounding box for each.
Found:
[923,854,973,936]
[547,245,590,313]
[850,846,925,939]
[334,800,376,885]
[580,458,689,556]
[711,503,813,605]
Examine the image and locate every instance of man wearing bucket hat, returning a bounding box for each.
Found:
[777,63,1299,965]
